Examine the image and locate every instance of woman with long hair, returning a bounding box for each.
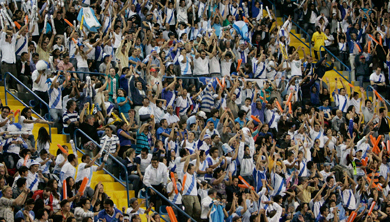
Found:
[63,177,81,207]
[47,179,61,212]
[20,107,52,148]
[74,43,94,80]
[36,127,51,154]
[94,183,108,211]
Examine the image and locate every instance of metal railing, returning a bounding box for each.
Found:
[320,46,351,81]
[283,15,312,55]
[145,186,197,222]
[73,129,131,207]
[4,72,52,139]
[67,70,105,76]
[366,85,390,107]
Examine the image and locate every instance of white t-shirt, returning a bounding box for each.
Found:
[370,73,385,83]
[135,153,153,173]
[290,60,302,77]
[221,59,232,77]
[0,115,9,132]
[201,196,214,219]
[126,207,145,221]
[167,181,182,204]
[31,70,48,92]
[139,104,156,116]
[60,162,76,183]
[19,116,36,132]
[113,31,122,48]
[75,163,98,186]
[193,56,209,75]
[75,54,89,68]
[350,98,361,114]
[54,154,66,173]
[209,55,221,74]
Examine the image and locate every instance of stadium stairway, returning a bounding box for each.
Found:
[0,86,152,221]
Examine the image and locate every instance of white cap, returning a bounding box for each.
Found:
[28,160,40,168]
[197,111,207,119]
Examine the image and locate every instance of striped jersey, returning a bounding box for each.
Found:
[48,84,64,109]
[62,111,79,129]
[200,81,216,113]
[100,135,120,154]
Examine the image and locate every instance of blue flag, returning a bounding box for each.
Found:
[210,204,224,222]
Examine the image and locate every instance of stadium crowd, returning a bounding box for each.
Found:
[1,0,390,221]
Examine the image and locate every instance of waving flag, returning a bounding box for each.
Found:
[210,204,224,222]
[233,21,250,42]
[198,77,218,89]
[77,7,101,32]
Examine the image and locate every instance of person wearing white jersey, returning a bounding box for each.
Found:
[265,98,281,134]
[26,161,41,192]
[178,49,194,88]
[182,151,201,221]
[254,53,267,79]
[60,154,78,186]
[370,67,386,95]
[333,78,350,113]
[48,71,69,127]
[289,46,306,78]
[309,112,325,148]
[270,156,287,197]
[15,25,30,59]
[76,154,106,198]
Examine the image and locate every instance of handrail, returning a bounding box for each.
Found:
[366,86,390,107]
[320,46,351,81]
[4,72,52,139]
[73,129,130,207]
[282,15,312,56]
[67,70,106,76]
[145,186,197,222]
[290,31,310,49]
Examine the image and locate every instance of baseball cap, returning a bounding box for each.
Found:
[150,68,156,72]
[360,55,365,59]
[203,134,211,140]
[197,111,207,119]
[256,98,262,102]
[28,160,40,168]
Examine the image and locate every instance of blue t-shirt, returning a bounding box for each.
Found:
[212,23,222,37]
[117,129,132,146]
[129,56,141,67]
[207,117,219,129]
[234,117,248,128]
[15,209,35,220]
[156,127,171,142]
[318,106,332,118]
[117,97,131,114]
[120,74,129,93]
[98,208,122,222]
